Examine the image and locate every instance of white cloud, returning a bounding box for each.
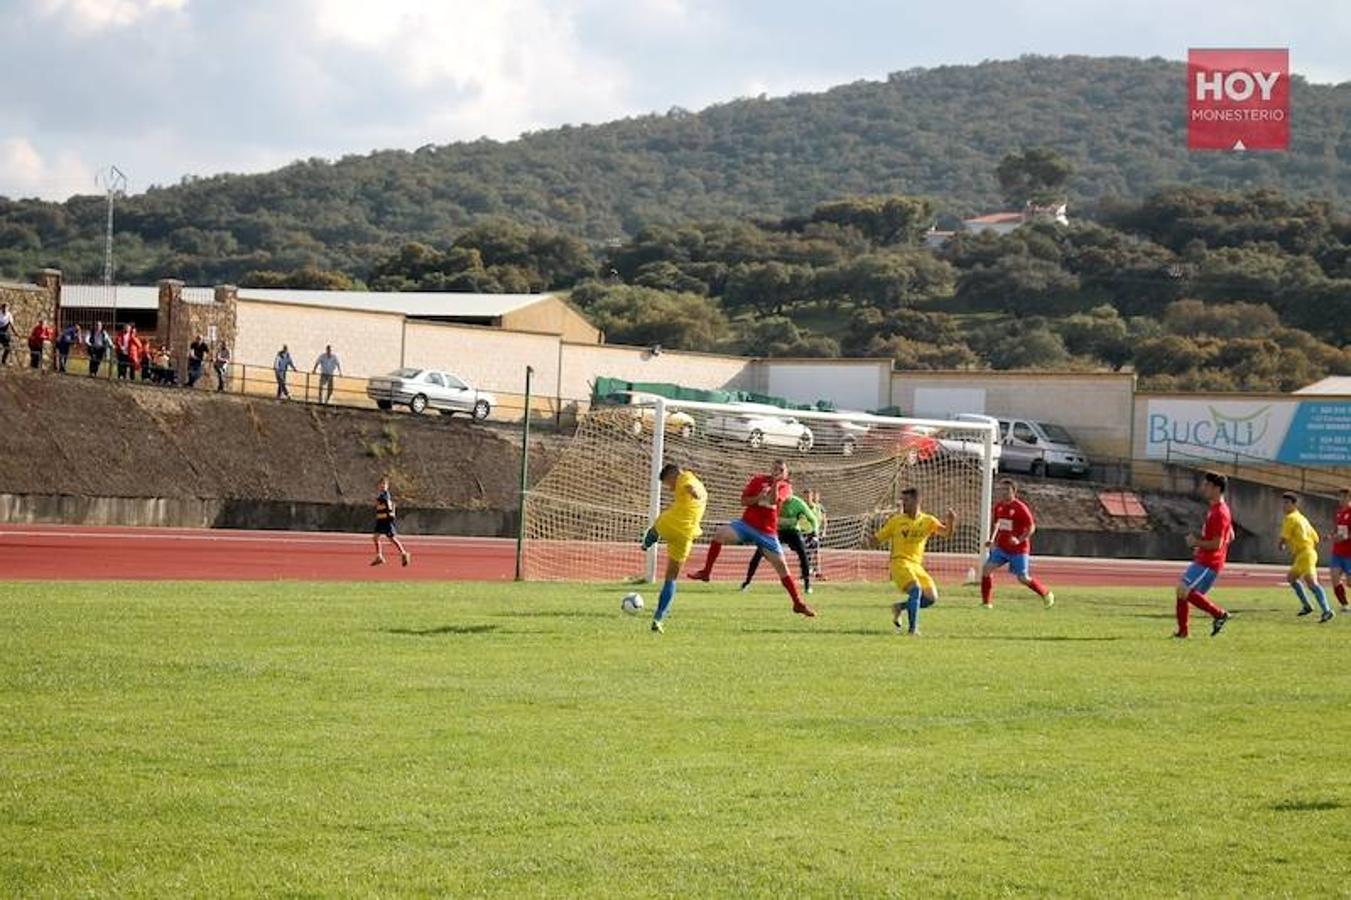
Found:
[37,0,186,30]
[307,0,630,141]
[0,137,92,200]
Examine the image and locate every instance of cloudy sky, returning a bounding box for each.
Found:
[1,0,1347,201]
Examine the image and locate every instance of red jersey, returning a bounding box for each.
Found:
[1193,500,1233,570]
[740,474,791,535]
[992,498,1035,554]
[1334,505,1351,557]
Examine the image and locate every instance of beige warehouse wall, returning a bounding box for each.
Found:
[762,359,893,411]
[234,300,404,377]
[891,371,1136,459]
[403,321,561,397]
[558,343,754,402]
[501,298,600,344]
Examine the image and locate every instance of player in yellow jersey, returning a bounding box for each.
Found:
[641,463,708,633]
[1279,492,1333,622]
[874,487,956,636]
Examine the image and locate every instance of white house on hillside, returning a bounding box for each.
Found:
[963,202,1069,236]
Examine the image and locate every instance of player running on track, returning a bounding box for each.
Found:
[371,476,411,567]
[1279,492,1333,622]
[875,487,956,636]
[687,459,816,618]
[1173,471,1233,639]
[1329,487,1351,612]
[980,478,1054,609]
[641,463,708,633]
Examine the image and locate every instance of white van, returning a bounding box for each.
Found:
[996,419,1090,478]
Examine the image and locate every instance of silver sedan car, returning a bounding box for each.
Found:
[367,368,495,419]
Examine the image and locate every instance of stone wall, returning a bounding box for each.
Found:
[0,271,59,368]
[158,281,239,384]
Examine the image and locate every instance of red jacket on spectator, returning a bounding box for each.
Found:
[27,323,52,351]
[128,330,145,368]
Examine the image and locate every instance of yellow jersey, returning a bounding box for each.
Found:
[876,511,942,565]
[656,470,707,537]
[1281,510,1319,556]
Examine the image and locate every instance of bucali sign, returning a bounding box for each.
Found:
[1188,48,1289,151]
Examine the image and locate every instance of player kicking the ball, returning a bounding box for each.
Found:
[874,487,956,636]
[1173,471,1233,639]
[687,459,816,618]
[640,463,708,633]
[981,478,1054,609]
[1279,492,1333,622]
[372,476,411,567]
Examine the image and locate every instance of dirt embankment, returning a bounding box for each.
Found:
[0,369,558,510]
[1014,477,1210,534]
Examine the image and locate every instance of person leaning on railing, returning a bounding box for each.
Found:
[55,323,81,373]
[27,319,52,369]
[86,321,109,377]
[213,342,231,392]
[0,303,13,366]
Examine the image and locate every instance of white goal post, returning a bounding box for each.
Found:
[522,395,998,584]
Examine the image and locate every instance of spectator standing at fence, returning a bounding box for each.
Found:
[133,328,151,382]
[87,321,109,377]
[153,346,175,385]
[187,334,210,388]
[55,323,81,373]
[274,345,297,399]
[313,345,342,405]
[27,319,52,370]
[0,303,13,366]
[213,342,231,392]
[115,324,133,379]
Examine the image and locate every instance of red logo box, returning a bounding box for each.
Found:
[1188,48,1289,151]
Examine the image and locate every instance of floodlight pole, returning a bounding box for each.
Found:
[514,365,534,582]
[644,397,667,583]
[96,166,127,287]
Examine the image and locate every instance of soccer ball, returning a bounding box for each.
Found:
[621,592,644,614]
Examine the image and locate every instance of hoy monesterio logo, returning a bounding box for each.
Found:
[1188,48,1289,151]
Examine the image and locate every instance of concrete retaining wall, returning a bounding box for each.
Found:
[0,493,516,536]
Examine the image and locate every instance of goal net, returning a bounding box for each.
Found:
[522,397,996,584]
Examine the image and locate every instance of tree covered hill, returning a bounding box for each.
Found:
[1,56,1348,284]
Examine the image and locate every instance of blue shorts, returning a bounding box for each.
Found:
[987,547,1031,578]
[1180,562,1219,594]
[730,519,783,556]
[1331,553,1351,574]
[374,519,398,537]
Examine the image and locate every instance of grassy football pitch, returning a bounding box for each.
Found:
[1,580,1348,897]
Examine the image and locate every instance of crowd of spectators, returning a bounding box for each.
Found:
[1,306,349,407]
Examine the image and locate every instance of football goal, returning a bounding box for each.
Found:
[522,397,997,584]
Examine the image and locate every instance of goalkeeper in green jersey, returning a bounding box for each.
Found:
[740,490,820,594]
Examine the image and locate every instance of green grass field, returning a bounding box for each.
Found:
[2,580,1348,897]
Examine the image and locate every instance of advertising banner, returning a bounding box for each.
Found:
[1145,399,1351,466]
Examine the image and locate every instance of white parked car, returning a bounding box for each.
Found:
[367,368,495,419]
[704,404,814,452]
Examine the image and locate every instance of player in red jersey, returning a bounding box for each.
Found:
[980,479,1055,609]
[1174,471,1234,639]
[688,459,816,617]
[1329,487,1351,610]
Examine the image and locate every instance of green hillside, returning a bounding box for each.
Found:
[1,56,1347,284]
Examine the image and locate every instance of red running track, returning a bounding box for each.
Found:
[0,524,1292,587]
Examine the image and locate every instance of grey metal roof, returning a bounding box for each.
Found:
[57,285,557,318]
[237,288,550,318]
[59,285,161,310]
